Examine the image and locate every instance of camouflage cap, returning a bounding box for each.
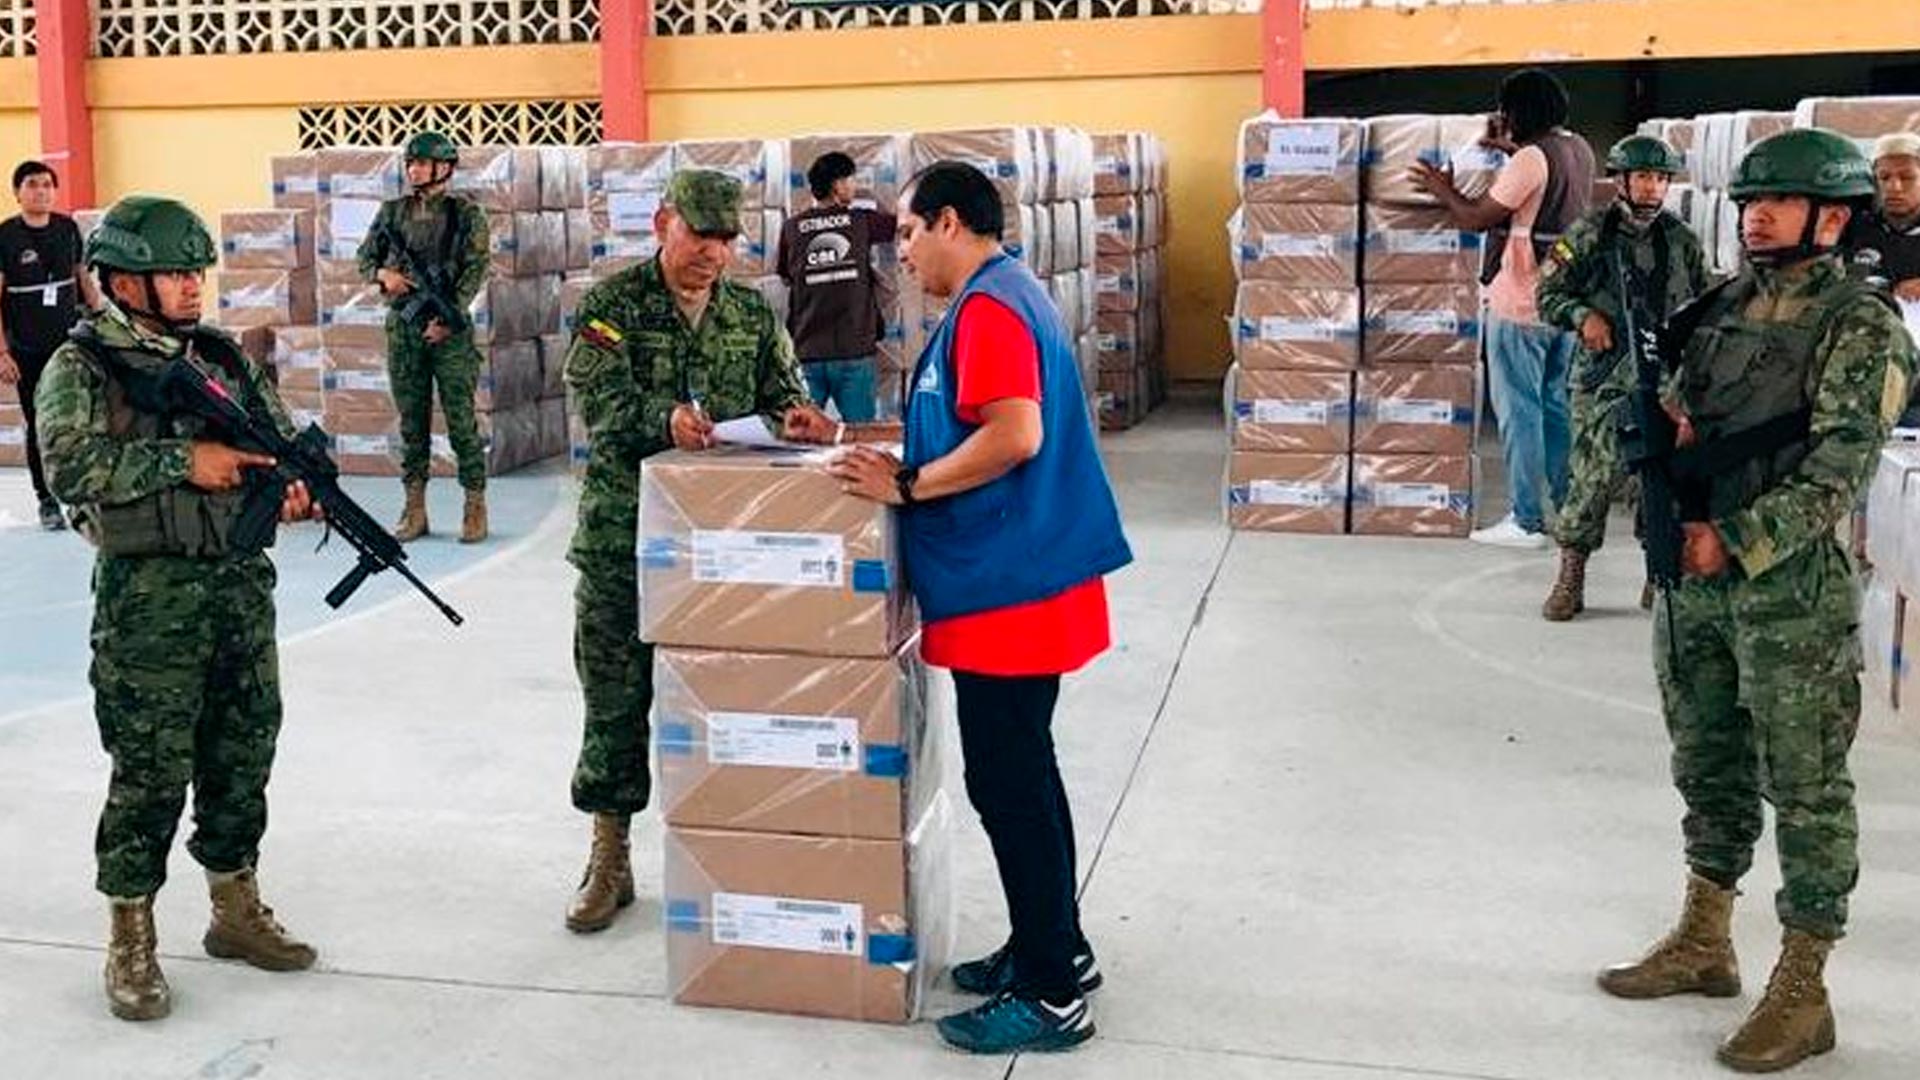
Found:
[664,169,744,237]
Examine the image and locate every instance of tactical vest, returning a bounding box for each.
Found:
[67,324,260,558]
[1678,268,1894,520]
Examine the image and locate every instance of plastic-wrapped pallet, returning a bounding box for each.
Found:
[453,146,543,213]
[538,146,587,211]
[1793,96,1920,139]
[786,134,910,215]
[674,139,790,210]
[909,129,1037,207]
[587,143,675,276]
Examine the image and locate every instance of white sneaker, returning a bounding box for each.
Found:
[1470,515,1551,549]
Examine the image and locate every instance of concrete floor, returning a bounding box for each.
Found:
[1,400,1916,1080]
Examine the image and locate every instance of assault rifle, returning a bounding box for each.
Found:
[378,205,469,336]
[1614,252,1685,594]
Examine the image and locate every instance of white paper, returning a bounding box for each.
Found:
[1383,230,1461,255]
[1378,399,1455,425]
[1261,234,1335,258]
[607,191,662,233]
[1901,297,1920,341]
[707,712,861,772]
[1379,311,1459,336]
[711,416,812,450]
[41,284,59,307]
[0,427,24,447]
[1259,316,1339,342]
[711,891,863,957]
[223,284,283,310]
[327,198,382,247]
[334,434,394,455]
[230,231,296,252]
[328,371,389,392]
[1264,124,1342,176]
[691,529,845,588]
[1251,399,1331,425]
[330,172,391,200]
[329,303,387,328]
[1374,483,1451,510]
[1249,480,1337,507]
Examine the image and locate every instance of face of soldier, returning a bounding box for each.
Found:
[405,158,448,191]
[655,209,734,296]
[15,171,56,217]
[1625,170,1671,212]
[1741,196,1851,257]
[111,269,204,325]
[1876,155,1920,221]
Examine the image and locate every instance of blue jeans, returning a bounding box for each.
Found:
[1486,315,1575,533]
[802,356,879,423]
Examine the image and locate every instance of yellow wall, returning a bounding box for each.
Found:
[91,107,300,223]
[0,110,40,175]
[651,74,1260,379]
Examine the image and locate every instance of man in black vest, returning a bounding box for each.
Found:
[776,151,898,422]
[1846,132,1920,299]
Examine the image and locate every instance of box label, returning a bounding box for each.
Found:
[1262,233,1335,258]
[0,427,24,446]
[691,530,845,588]
[1379,311,1459,336]
[326,198,383,248]
[327,370,390,393]
[335,434,394,455]
[1259,316,1339,342]
[1249,480,1338,507]
[712,891,863,957]
[329,172,391,200]
[1378,398,1456,425]
[607,191,663,234]
[707,712,861,772]
[229,231,297,253]
[1374,482,1452,510]
[1264,124,1342,176]
[1382,230,1461,255]
[1251,399,1330,426]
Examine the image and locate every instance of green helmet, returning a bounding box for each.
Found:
[404,131,459,164]
[1606,134,1684,176]
[86,195,217,273]
[1728,128,1876,203]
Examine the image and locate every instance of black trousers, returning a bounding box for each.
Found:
[14,348,51,503]
[952,670,1083,999]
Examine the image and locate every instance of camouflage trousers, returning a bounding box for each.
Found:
[89,554,282,898]
[387,319,486,491]
[568,440,653,815]
[1653,539,1862,940]
[1553,384,1634,553]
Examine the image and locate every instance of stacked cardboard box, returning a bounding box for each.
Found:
[1860,443,1920,709]
[0,381,21,468]
[641,447,949,1023]
[1087,131,1170,430]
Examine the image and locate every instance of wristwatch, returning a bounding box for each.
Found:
[894,465,920,506]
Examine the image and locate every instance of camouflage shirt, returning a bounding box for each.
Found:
[35,305,293,508]
[1537,202,1712,391]
[355,192,490,310]
[563,257,808,565]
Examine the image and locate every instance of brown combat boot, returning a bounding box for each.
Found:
[394,480,429,542]
[105,896,170,1021]
[1641,580,1657,611]
[1543,547,1589,621]
[1598,873,1742,999]
[1717,931,1836,1073]
[203,868,317,972]
[566,813,635,933]
[460,488,488,544]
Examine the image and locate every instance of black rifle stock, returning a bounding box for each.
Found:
[1613,252,1685,593]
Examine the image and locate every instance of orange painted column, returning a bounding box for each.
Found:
[36,0,95,209]
[601,0,652,141]
[1262,0,1305,117]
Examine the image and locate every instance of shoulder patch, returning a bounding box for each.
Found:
[582,319,625,350]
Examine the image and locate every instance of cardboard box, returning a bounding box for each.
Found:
[1225,451,1348,534]
[1237,117,1365,205]
[1051,201,1083,273]
[786,134,910,215]
[1094,251,1139,314]
[321,353,394,414]
[566,209,593,271]
[909,128,1036,206]
[538,397,568,459]
[664,800,951,1023]
[731,210,783,278]
[217,268,317,330]
[1350,454,1474,537]
[1092,195,1141,256]
[221,209,315,270]
[274,326,326,394]
[1362,204,1484,284]
[316,198,387,266]
[452,146,543,213]
[1097,366,1148,430]
[485,401,545,474]
[477,340,543,413]
[270,153,321,211]
[656,643,937,839]
[538,146,587,211]
[1792,96,1920,139]
[587,142,677,200]
[1229,367,1353,454]
[538,332,571,399]
[640,447,916,658]
[674,139,790,211]
[1094,311,1139,372]
[1091,132,1142,196]
[1363,115,1504,207]
[559,274,595,338]
[0,403,24,466]
[318,282,390,348]
[1363,283,1481,366]
[1354,365,1479,455]
[1864,445,1920,576]
[1232,282,1361,372]
[323,409,457,479]
[1232,202,1359,285]
[1028,204,1056,277]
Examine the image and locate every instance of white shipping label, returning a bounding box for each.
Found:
[711,892,863,957]
[335,434,394,455]
[1249,480,1337,508]
[1259,316,1339,342]
[1383,230,1462,255]
[1261,233,1336,258]
[284,349,324,370]
[690,530,846,588]
[1378,399,1456,425]
[326,199,383,247]
[707,712,861,772]
[601,167,669,194]
[330,371,389,392]
[1251,399,1331,426]
[0,427,25,447]
[230,231,297,252]
[607,192,663,234]
[1264,124,1343,176]
[1375,483,1451,510]
[280,175,319,195]
[329,172,391,199]
[332,304,387,328]
[1380,311,1460,336]
[600,235,661,259]
[224,284,284,310]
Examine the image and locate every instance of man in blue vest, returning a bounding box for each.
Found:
[830,162,1132,1054]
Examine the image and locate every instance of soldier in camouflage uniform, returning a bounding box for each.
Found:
[356,130,492,543]
[1597,130,1916,1074]
[1537,135,1712,621]
[35,197,324,1022]
[561,169,836,932]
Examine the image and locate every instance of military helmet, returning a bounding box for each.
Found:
[86,195,218,273]
[404,131,459,164]
[1728,128,1876,202]
[1606,134,1684,176]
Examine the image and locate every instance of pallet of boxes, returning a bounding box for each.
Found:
[1089,132,1170,431]
[1224,113,1485,537]
[641,444,953,1022]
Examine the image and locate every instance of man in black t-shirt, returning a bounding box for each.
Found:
[0,161,98,529]
[1847,132,1920,298]
[776,152,899,423]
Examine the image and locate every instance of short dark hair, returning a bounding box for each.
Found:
[905,162,1004,240]
[13,160,56,191]
[807,152,857,200]
[1497,68,1571,144]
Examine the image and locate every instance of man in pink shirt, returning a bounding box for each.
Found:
[1414,68,1595,547]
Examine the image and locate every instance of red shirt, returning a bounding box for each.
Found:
[918,294,1112,677]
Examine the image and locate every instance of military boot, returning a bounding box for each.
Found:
[566,813,635,933]
[460,489,489,544]
[203,868,317,972]
[1543,547,1589,621]
[1641,580,1657,611]
[1717,931,1836,1073]
[105,896,170,1021]
[394,480,429,542]
[1598,873,1741,999]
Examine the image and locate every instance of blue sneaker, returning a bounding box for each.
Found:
[949,941,1103,996]
[936,990,1095,1054]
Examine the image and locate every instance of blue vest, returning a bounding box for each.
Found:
[901,253,1132,622]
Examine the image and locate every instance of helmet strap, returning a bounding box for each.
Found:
[413,161,454,194]
[107,269,199,337]
[1741,199,1840,269]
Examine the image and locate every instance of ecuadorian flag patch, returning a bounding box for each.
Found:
[582,319,625,350]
